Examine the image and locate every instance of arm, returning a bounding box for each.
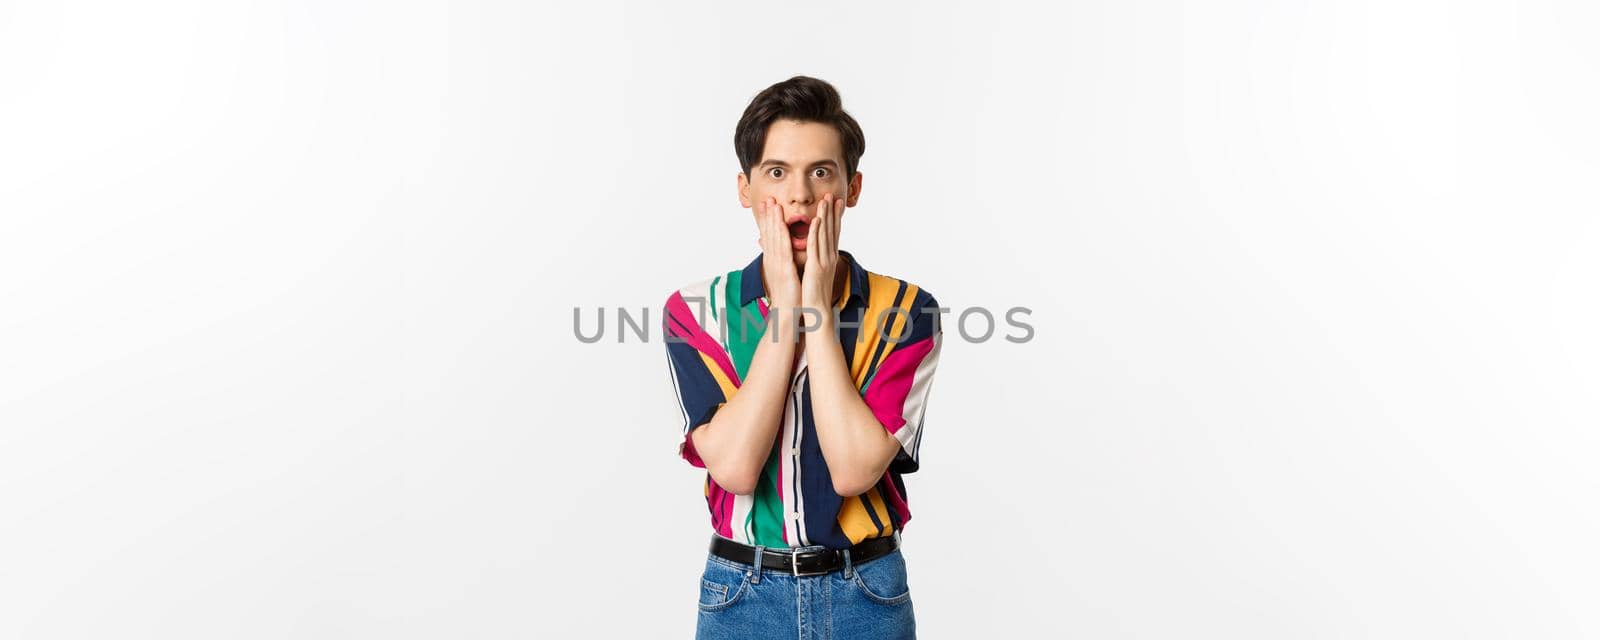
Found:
[800,193,903,497]
[686,195,805,495]
[688,314,797,495]
[806,313,903,497]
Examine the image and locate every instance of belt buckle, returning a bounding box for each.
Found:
[790,546,828,577]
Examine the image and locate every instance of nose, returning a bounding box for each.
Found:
[787,177,814,213]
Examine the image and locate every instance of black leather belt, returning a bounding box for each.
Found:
[708,531,900,577]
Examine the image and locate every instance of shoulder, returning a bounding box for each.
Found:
[860,267,943,337]
[663,274,718,325]
[665,273,721,304]
[662,266,746,344]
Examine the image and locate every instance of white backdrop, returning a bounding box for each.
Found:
[3,1,1597,638]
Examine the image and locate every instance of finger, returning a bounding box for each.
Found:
[768,198,780,251]
[821,196,833,258]
[755,200,765,247]
[773,199,791,260]
[831,198,839,257]
[832,194,844,251]
[805,200,819,268]
[760,199,773,253]
[768,199,783,260]
[819,197,832,262]
[821,195,835,260]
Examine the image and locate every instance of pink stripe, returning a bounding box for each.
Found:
[680,431,706,468]
[718,487,735,538]
[705,476,734,538]
[666,291,743,386]
[880,472,913,527]
[861,336,936,435]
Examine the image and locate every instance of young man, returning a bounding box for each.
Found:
[663,76,943,639]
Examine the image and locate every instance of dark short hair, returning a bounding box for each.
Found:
[734,76,865,180]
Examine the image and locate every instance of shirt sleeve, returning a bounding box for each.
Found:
[861,290,943,475]
[663,291,738,468]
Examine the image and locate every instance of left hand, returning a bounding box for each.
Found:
[801,193,845,320]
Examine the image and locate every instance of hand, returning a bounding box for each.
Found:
[754,196,801,310]
[801,193,844,320]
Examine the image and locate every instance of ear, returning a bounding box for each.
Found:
[736,171,752,208]
[844,171,863,207]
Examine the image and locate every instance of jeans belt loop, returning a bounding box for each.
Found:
[751,545,764,584]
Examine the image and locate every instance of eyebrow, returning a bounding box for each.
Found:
[758,159,839,169]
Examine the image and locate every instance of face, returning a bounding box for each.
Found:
[738,119,863,266]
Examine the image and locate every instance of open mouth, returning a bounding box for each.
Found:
[788,220,811,239]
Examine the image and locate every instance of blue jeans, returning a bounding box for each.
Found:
[695,543,916,639]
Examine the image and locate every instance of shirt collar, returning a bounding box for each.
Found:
[740,249,869,308]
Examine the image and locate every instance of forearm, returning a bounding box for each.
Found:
[689,313,798,494]
[805,316,899,496]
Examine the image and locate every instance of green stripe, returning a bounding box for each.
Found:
[709,275,721,322]
[724,269,766,381]
[748,443,787,547]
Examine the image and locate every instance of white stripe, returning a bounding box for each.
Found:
[894,331,942,460]
[731,493,752,544]
[785,358,810,546]
[780,387,798,546]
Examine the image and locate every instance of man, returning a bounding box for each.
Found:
[663,75,944,639]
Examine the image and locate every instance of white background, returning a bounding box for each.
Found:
[3,1,1597,637]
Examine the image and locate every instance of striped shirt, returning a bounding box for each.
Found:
[663,249,943,550]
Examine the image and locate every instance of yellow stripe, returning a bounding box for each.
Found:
[865,278,921,376]
[837,487,896,544]
[698,350,739,400]
[837,494,882,544]
[851,273,898,381]
[878,283,920,371]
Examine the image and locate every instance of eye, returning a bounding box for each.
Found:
[812,167,831,179]
[767,167,784,179]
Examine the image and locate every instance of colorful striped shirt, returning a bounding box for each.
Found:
[663,249,943,550]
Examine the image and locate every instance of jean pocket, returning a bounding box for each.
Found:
[698,557,751,612]
[849,549,912,606]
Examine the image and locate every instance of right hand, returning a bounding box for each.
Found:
[754,196,801,311]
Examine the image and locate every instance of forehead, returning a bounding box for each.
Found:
[759,119,843,164]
